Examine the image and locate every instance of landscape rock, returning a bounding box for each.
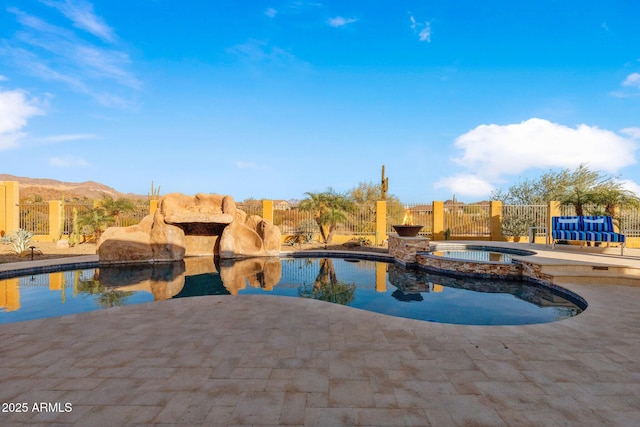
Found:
[97,192,281,263]
[162,193,235,224]
[97,227,153,263]
[149,210,186,261]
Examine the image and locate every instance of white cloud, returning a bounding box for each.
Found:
[0,89,43,150]
[286,1,323,13]
[264,8,278,18]
[621,127,640,139]
[4,6,138,107]
[418,25,431,42]
[49,155,90,167]
[434,174,495,198]
[619,179,640,197]
[227,39,307,72]
[327,16,357,27]
[0,75,8,81]
[410,16,432,42]
[234,161,269,171]
[38,133,98,143]
[40,0,116,42]
[622,73,640,88]
[454,118,636,176]
[436,118,639,197]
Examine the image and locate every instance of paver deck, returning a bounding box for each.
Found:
[1,244,639,426]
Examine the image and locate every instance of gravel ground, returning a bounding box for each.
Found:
[0,241,97,264]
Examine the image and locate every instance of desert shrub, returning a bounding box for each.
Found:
[0,229,34,254]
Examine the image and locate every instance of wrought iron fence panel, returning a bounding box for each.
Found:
[63,203,93,234]
[273,204,375,238]
[620,206,640,237]
[444,203,490,237]
[18,203,49,235]
[501,205,547,237]
[339,204,376,235]
[236,203,262,217]
[386,203,432,237]
[115,204,151,227]
[273,208,316,236]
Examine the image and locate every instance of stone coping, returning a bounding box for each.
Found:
[280,250,393,262]
[0,255,99,280]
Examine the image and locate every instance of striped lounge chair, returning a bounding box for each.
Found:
[552,216,625,255]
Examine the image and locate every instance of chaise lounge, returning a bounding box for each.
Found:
[551,215,625,255]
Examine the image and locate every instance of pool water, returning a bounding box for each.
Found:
[0,257,584,326]
[430,249,514,263]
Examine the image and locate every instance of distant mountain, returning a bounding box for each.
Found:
[0,174,144,202]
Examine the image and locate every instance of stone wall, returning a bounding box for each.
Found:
[415,253,523,280]
[388,234,430,265]
[518,260,555,285]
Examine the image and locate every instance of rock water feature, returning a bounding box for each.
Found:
[97,193,281,263]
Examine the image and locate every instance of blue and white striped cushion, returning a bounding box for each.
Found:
[581,216,613,232]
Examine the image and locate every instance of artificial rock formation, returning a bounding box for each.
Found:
[97,193,281,263]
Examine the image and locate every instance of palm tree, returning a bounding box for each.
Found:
[299,189,354,245]
[99,195,135,225]
[559,164,604,216]
[591,181,640,217]
[78,207,115,240]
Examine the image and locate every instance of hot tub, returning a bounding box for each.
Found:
[416,243,535,280]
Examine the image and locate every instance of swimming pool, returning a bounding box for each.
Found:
[0,257,584,325]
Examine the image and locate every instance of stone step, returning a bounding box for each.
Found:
[539,264,640,278]
[537,263,640,287]
[546,274,640,287]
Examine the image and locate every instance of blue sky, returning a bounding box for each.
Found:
[1,0,639,203]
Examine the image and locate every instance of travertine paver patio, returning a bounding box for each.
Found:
[1,245,639,426]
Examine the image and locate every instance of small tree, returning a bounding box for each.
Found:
[98,195,135,225]
[591,180,640,217]
[491,169,570,204]
[77,207,114,240]
[559,164,604,216]
[348,181,405,222]
[299,189,354,245]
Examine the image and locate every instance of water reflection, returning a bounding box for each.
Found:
[297,258,356,305]
[387,264,582,313]
[99,262,186,300]
[1,257,584,325]
[76,272,135,309]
